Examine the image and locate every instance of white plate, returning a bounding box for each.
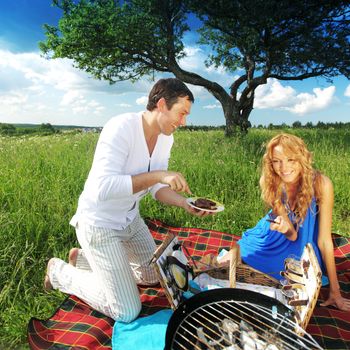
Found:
[186,197,225,213]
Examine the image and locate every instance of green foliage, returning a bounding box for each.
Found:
[40,123,55,132]
[193,0,350,78]
[0,123,16,135]
[0,123,58,136]
[41,0,189,82]
[293,121,302,128]
[0,132,96,347]
[0,129,349,347]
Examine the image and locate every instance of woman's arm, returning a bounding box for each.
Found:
[317,175,350,311]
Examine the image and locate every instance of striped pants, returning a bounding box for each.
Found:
[48,214,158,322]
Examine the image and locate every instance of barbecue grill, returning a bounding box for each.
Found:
[165,288,323,350]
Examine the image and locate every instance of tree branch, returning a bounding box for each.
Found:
[230,75,247,99]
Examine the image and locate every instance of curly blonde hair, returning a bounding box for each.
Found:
[260,133,322,223]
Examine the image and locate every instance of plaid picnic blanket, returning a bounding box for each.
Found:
[28,218,350,349]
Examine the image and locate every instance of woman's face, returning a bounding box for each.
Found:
[271,145,302,185]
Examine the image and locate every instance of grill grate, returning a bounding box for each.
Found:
[170,299,322,350]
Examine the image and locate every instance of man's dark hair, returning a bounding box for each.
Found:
[146,78,194,111]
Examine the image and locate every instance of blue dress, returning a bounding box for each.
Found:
[238,198,324,280]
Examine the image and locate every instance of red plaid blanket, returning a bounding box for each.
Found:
[28,219,350,349]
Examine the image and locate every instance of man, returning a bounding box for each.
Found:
[44,78,208,322]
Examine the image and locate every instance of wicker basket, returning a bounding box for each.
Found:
[234,245,280,288]
[193,244,280,289]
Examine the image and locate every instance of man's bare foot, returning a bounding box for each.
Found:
[44,258,55,291]
[69,248,79,266]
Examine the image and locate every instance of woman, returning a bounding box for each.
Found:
[238,133,350,311]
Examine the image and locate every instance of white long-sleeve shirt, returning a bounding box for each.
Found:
[70,112,173,230]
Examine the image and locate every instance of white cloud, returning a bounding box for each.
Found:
[0,50,109,122]
[118,103,132,108]
[0,48,155,125]
[136,96,148,106]
[61,90,83,106]
[181,46,228,76]
[203,103,221,109]
[344,85,350,97]
[0,91,28,113]
[205,64,227,75]
[179,47,205,72]
[60,91,104,115]
[188,84,209,100]
[255,79,296,109]
[34,103,47,111]
[285,86,335,115]
[254,78,336,115]
[0,49,156,98]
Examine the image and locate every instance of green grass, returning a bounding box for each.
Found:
[0,128,349,348]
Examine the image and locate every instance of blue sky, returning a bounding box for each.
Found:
[0,1,349,127]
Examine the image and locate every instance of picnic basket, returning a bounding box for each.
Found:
[228,243,322,333]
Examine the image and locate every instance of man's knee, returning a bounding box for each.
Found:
[110,298,142,323]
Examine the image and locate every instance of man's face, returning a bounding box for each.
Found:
[158,96,192,135]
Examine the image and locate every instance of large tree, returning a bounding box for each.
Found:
[41,0,350,135]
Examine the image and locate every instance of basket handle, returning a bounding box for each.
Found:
[229,244,240,288]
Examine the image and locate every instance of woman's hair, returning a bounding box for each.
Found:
[260,133,322,223]
[146,78,194,111]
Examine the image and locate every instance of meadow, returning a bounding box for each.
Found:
[0,128,349,348]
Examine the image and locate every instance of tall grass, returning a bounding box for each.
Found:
[0,128,349,348]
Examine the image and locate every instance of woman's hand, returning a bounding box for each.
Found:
[269,215,289,234]
[269,215,297,240]
[321,291,350,311]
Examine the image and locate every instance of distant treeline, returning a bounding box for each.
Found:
[1,120,349,136]
[0,123,59,136]
[183,120,350,131]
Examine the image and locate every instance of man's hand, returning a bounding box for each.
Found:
[160,171,191,194]
[182,198,213,217]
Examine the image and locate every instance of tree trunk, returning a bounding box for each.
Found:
[239,91,254,133]
[222,102,238,137]
[171,66,252,136]
[240,107,252,133]
[224,117,236,137]
[221,98,251,137]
